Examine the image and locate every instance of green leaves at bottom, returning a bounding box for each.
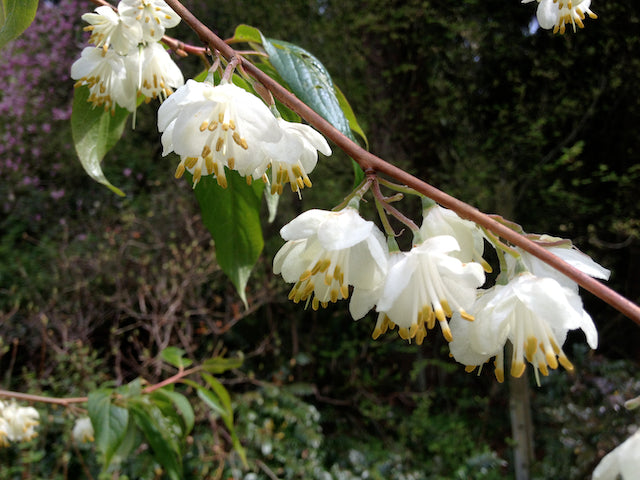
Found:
[71,86,129,196]
[88,390,129,468]
[193,171,265,308]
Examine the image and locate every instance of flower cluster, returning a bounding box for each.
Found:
[523,0,597,34]
[0,400,40,447]
[158,79,331,189]
[273,201,609,381]
[71,0,184,113]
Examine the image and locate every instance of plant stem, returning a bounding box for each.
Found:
[163,0,640,325]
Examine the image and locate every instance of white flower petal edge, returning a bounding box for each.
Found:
[82,6,142,55]
[592,429,640,480]
[72,417,95,443]
[374,236,485,344]
[449,273,597,383]
[118,0,181,42]
[273,208,388,312]
[0,401,39,443]
[258,118,332,196]
[71,47,137,112]
[127,42,184,101]
[158,80,282,188]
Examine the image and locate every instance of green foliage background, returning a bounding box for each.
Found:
[1,0,639,478]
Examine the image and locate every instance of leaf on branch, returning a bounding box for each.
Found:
[193,171,264,309]
[0,0,38,50]
[160,346,193,369]
[71,86,129,197]
[88,389,130,468]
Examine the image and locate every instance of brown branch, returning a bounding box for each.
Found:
[162,0,640,325]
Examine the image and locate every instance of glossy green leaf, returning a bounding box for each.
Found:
[0,0,38,50]
[261,35,356,142]
[160,346,193,369]
[88,389,129,467]
[130,401,183,480]
[71,86,129,197]
[230,24,262,44]
[193,171,265,308]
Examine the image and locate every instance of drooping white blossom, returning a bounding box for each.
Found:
[118,0,181,43]
[82,5,142,55]
[71,46,137,113]
[0,401,40,443]
[449,273,597,382]
[420,203,490,270]
[374,236,485,344]
[72,417,95,443]
[522,0,597,34]
[273,208,388,311]
[510,235,610,292]
[592,428,640,480]
[257,118,332,196]
[127,42,184,102]
[158,79,282,188]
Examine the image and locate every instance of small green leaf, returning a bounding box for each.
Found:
[0,0,38,50]
[151,389,195,434]
[261,36,356,142]
[88,389,129,468]
[334,84,368,149]
[197,388,228,421]
[71,86,129,196]
[193,171,265,308]
[230,24,263,44]
[160,347,193,369]
[202,353,244,374]
[201,373,232,424]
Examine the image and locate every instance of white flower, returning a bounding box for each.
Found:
[374,236,485,344]
[0,417,9,447]
[127,42,184,101]
[82,5,142,55]
[592,428,640,480]
[420,203,490,270]
[158,79,282,188]
[72,417,95,443]
[71,46,137,113]
[511,235,610,291]
[449,273,597,382]
[522,0,597,34]
[257,118,331,195]
[118,0,181,43]
[0,401,39,443]
[273,208,388,311]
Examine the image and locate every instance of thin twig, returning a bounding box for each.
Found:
[162,0,640,325]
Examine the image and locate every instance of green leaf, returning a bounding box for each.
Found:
[130,400,183,480]
[197,387,228,421]
[71,86,129,197]
[261,35,356,142]
[193,171,265,308]
[202,353,244,374]
[201,373,232,426]
[88,389,129,468]
[150,389,195,434]
[334,84,368,149]
[230,24,262,44]
[160,347,193,369]
[0,0,38,50]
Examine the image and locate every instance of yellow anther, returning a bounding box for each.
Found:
[299,270,313,282]
[205,156,214,175]
[340,284,349,299]
[192,167,202,187]
[208,122,218,131]
[465,365,477,373]
[330,289,339,303]
[174,163,185,179]
[292,165,303,177]
[218,112,225,123]
[558,354,574,372]
[216,137,224,152]
[435,307,446,324]
[546,351,559,370]
[415,325,427,345]
[409,323,419,338]
[301,282,315,300]
[228,157,235,170]
[202,145,211,158]
[538,362,549,376]
[511,361,526,378]
[229,119,236,130]
[221,123,230,131]
[525,336,538,363]
[398,327,410,340]
[217,174,228,189]
[185,157,198,169]
[297,177,305,189]
[312,297,320,311]
[303,176,312,188]
[199,121,209,132]
[212,162,219,176]
[440,321,453,342]
[494,368,505,384]
[324,273,333,286]
[441,300,453,317]
[460,310,475,322]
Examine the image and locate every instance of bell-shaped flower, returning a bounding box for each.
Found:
[126,42,184,102]
[0,401,39,443]
[592,429,640,480]
[158,79,282,188]
[71,46,137,113]
[449,273,598,383]
[374,236,485,344]
[72,417,95,443]
[82,5,142,55]
[256,118,331,196]
[509,235,610,292]
[118,0,181,42]
[522,0,597,34]
[273,208,388,311]
[420,203,490,270]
